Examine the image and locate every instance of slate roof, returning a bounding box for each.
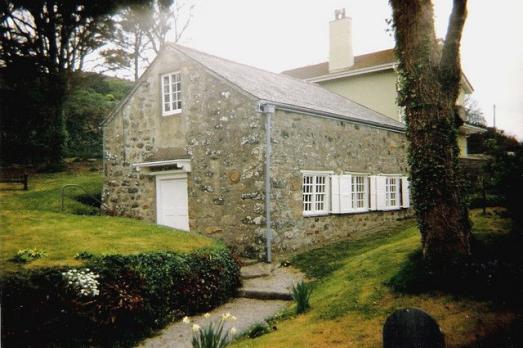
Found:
[281,49,396,79]
[170,44,404,131]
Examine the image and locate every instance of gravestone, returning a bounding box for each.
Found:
[383,308,445,348]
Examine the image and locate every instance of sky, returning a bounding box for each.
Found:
[160,0,523,139]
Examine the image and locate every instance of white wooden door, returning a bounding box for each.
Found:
[156,175,189,231]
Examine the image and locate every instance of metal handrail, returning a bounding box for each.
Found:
[60,184,106,212]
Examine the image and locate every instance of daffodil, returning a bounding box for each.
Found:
[230,327,237,335]
[182,316,190,324]
[204,313,211,318]
[192,324,201,332]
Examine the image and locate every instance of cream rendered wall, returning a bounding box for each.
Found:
[318,70,401,122]
[318,70,471,156]
[457,134,468,157]
[457,90,466,106]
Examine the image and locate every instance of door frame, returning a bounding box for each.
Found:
[155,172,189,231]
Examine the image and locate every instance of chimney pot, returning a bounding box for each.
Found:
[335,8,346,20]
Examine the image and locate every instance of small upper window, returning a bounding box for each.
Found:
[161,72,182,116]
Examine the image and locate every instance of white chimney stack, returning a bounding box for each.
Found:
[329,9,354,72]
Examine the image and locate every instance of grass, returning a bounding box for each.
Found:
[231,209,522,347]
[0,170,103,215]
[0,168,213,274]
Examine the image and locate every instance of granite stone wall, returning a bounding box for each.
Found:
[103,46,267,256]
[103,45,412,258]
[269,110,412,252]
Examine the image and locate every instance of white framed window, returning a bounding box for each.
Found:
[302,171,331,216]
[161,72,182,116]
[351,175,368,210]
[385,176,401,209]
[331,173,369,214]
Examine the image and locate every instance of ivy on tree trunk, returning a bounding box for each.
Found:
[390,0,471,264]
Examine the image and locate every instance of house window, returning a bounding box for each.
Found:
[351,175,368,210]
[302,172,329,216]
[161,72,182,116]
[385,177,400,208]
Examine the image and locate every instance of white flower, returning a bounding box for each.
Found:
[221,312,232,321]
[62,268,100,297]
[231,315,237,321]
[230,327,237,335]
[192,324,201,332]
[182,316,191,324]
[204,313,211,318]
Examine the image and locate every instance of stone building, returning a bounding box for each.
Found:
[102,41,412,260]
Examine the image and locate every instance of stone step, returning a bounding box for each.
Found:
[237,287,293,301]
[239,258,259,266]
[240,263,274,279]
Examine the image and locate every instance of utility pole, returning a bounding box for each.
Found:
[493,104,496,129]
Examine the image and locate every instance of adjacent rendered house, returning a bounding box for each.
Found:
[283,9,485,158]
[102,41,412,260]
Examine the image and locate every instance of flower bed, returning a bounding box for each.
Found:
[1,245,241,347]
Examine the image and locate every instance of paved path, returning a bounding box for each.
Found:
[136,264,304,348]
[137,298,288,348]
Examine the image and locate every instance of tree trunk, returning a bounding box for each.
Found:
[390,0,471,264]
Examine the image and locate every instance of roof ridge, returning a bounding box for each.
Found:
[168,42,293,81]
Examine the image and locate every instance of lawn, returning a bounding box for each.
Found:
[232,209,522,347]
[0,168,213,274]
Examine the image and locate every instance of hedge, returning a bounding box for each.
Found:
[1,246,241,347]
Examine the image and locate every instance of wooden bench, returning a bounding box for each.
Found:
[0,169,29,190]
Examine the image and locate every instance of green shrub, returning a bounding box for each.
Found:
[291,281,313,314]
[247,322,271,339]
[74,251,95,260]
[12,248,47,263]
[1,245,241,347]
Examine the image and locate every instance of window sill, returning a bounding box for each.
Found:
[332,209,369,215]
[381,207,401,211]
[162,109,182,117]
[349,209,370,214]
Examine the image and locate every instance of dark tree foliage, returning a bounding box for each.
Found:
[63,72,132,158]
[0,0,140,166]
[389,0,471,264]
[477,130,523,231]
[468,127,520,155]
[0,61,68,166]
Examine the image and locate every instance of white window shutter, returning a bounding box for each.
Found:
[401,176,411,208]
[331,175,341,214]
[369,176,377,210]
[376,176,387,210]
[340,174,352,213]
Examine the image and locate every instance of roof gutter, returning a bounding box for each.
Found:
[258,100,405,133]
